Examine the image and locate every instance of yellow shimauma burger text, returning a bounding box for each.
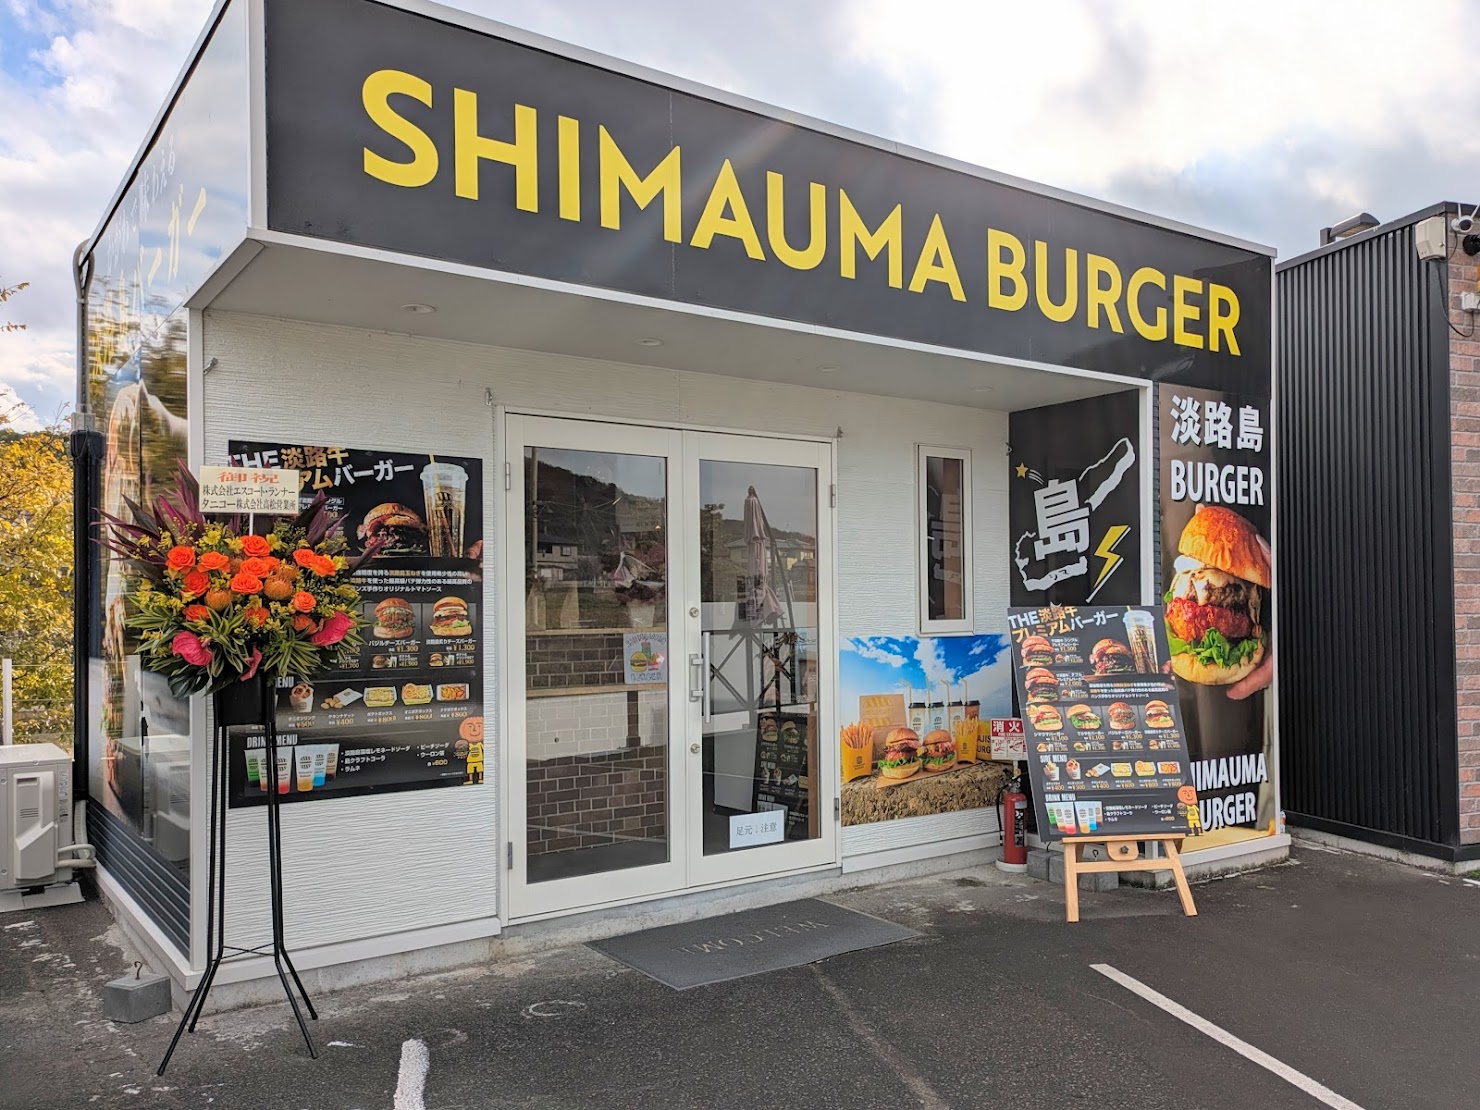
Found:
[361,69,1241,355]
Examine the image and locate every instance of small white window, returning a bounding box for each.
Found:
[917,445,973,634]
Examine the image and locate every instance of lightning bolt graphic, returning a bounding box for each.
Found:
[1087,525,1131,601]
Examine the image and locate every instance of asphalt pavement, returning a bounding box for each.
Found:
[2,844,1477,1110]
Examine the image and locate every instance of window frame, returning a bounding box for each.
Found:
[916,444,974,635]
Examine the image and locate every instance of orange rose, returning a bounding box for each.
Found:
[244,605,268,627]
[229,572,263,595]
[205,589,233,611]
[166,546,196,571]
[260,556,281,572]
[292,614,319,633]
[292,548,318,569]
[263,576,295,601]
[309,555,338,577]
[182,571,211,596]
[240,557,274,578]
[198,551,230,572]
[291,590,317,613]
[182,604,211,622]
[240,535,271,557]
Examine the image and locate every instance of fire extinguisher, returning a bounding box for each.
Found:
[995,766,1029,873]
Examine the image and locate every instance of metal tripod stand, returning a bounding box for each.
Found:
[158,679,318,1075]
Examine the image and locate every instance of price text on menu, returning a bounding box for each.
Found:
[1007,604,1198,839]
[223,440,485,807]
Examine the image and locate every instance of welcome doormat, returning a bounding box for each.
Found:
[587,898,919,990]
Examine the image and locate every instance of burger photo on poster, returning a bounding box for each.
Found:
[1020,635,1054,667]
[373,596,416,639]
[357,502,429,554]
[1165,505,1271,687]
[879,728,922,780]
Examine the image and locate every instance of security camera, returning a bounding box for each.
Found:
[1453,216,1476,234]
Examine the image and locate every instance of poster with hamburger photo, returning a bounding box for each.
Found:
[224,440,484,806]
[1009,605,1197,839]
[1158,385,1274,844]
[837,634,1015,826]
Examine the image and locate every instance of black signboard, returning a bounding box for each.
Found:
[1008,390,1143,608]
[224,440,484,806]
[1008,604,1197,839]
[262,0,1270,388]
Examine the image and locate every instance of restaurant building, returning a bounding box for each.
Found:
[73,0,1281,999]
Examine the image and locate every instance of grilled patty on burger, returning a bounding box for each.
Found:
[1024,667,1059,703]
[1020,635,1054,667]
[1090,639,1135,675]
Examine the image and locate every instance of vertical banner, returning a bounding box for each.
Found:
[1008,391,1142,608]
[225,440,485,805]
[1158,385,1273,845]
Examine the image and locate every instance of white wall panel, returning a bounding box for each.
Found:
[202,310,1009,951]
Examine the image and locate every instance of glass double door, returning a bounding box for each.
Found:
[505,415,836,919]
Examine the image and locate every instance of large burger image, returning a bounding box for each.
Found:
[357,503,429,555]
[1028,703,1063,732]
[1024,667,1059,703]
[1166,505,1270,685]
[430,596,472,637]
[1090,638,1134,676]
[921,730,957,773]
[373,596,416,639]
[1020,635,1054,667]
[879,728,922,780]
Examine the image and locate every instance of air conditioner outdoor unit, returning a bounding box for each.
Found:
[1,743,94,913]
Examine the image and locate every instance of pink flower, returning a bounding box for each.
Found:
[310,611,351,647]
[170,631,214,668]
[240,647,263,682]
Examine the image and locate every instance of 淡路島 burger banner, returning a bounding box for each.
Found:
[1158,384,1273,847]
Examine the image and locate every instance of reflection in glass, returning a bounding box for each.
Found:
[524,447,670,883]
[924,454,966,623]
[700,461,819,855]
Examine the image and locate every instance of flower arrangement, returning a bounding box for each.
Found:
[102,465,379,698]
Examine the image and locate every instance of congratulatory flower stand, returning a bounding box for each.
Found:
[103,465,381,1075]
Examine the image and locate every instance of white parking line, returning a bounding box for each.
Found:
[1091,964,1366,1110]
[394,1039,430,1110]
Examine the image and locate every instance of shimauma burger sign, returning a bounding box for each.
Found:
[266,0,1266,385]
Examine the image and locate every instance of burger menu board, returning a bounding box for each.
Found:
[223,440,484,806]
[1008,604,1197,839]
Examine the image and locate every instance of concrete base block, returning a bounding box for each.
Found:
[1025,846,1119,891]
[103,972,172,1023]
[0,881,83,914]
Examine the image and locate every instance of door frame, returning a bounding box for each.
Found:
[500,411,840,922]
[683,430,839,887]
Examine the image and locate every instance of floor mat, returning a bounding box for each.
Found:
[587,898,919,990]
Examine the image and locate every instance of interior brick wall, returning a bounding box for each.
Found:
[526,747,667,855]
[1449,250,1480,844]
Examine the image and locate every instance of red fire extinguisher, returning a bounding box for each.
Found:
[996,766,1028,873]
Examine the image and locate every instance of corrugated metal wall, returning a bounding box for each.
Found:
[1277,221,1459,852]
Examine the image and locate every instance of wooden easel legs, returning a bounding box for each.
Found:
[1060,835,1198,923]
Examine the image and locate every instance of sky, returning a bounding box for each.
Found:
[3,0,1479,429]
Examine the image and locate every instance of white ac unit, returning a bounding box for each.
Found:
[1,743,93,911]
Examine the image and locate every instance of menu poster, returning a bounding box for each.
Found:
[223,440,484,807]
[1007,604,1198,840]
[754,711,811,838]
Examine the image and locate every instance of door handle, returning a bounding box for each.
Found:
[688,654,703,702]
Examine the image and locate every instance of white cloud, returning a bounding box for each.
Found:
[914,637,951,690]
[0,384,43,432]
[850,639,909,668]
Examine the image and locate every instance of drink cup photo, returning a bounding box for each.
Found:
[245,749,262,790]
[295,750,315,792]
[310,745,328,787]
[275,750,292,794]
[1123,610,1160,673]
[324,744,339,780]
[421,462,469,557]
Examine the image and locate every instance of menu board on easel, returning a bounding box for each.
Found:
[1007,604,1196,839]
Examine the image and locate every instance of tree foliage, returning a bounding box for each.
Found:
[0,405,73,746]
[0,279,27,333]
